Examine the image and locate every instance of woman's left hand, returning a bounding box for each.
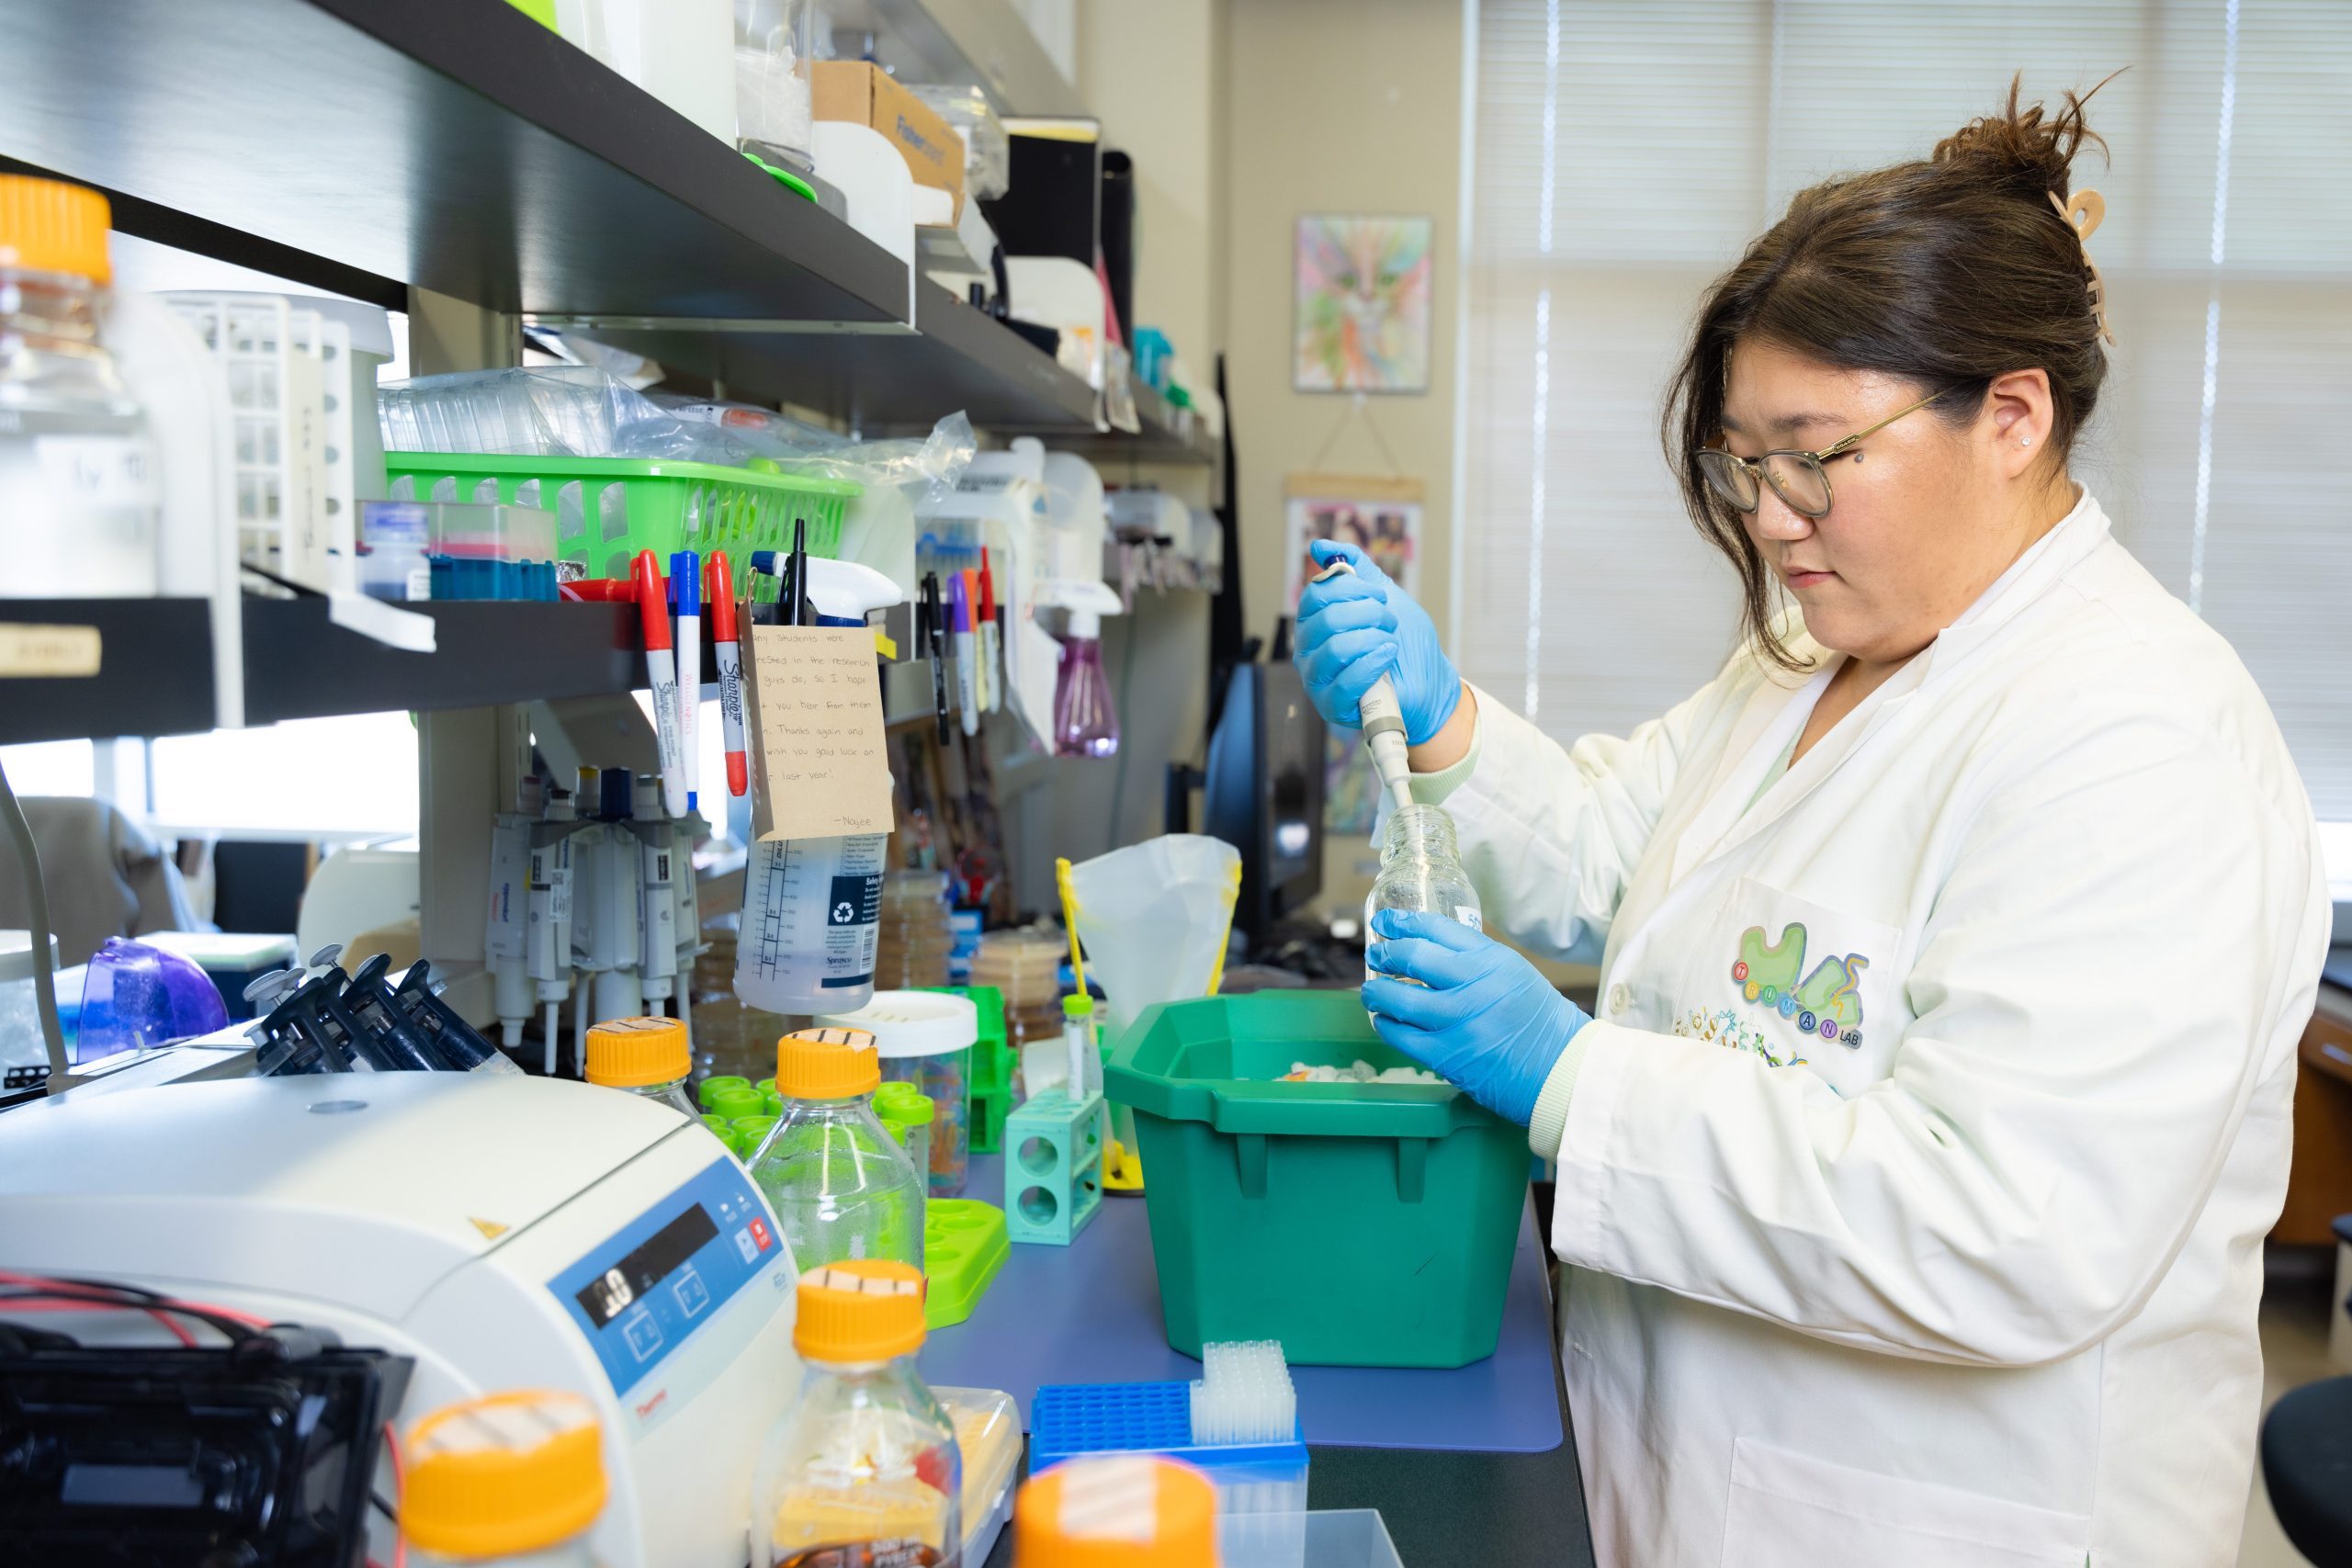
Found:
[1363,909,1593,1126]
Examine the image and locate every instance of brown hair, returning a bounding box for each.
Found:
[1663,75,2116,670]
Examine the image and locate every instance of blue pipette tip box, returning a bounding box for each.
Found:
[1030,1380,1308,1478]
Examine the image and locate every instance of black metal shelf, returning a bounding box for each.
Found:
[0,0,903,322]
[0,0,1215,465]
[0,598,943,744]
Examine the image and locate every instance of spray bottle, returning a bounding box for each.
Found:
[734,559,905,1019]
[484,774,544,1050]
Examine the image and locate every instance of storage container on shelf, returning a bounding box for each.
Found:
[385,449,855,586]
[400,1390,606,1567]
[874,869,956,989]
[752,1259,961,1568]
[1,175,160,598]
[1105,990,1528,1369]
[748,1027,925,1270]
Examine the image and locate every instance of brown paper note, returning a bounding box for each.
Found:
[741,624,894,840]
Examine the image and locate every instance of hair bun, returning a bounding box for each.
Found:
[1932,72,2113,201]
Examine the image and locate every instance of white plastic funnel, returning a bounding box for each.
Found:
[1062,835,1242,1041]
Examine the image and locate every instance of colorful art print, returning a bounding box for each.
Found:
[1295,215,1433,394]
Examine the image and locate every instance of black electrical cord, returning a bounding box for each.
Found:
[0,1277,259,1343]
[0,756,68,1089]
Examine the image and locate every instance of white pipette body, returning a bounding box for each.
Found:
[1309,560,1418,813]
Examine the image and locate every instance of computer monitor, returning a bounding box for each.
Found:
[1202,659,1326,953]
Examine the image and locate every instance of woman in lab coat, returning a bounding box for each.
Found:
[1298,85,2327,1568]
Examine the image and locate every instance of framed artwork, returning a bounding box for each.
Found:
[1283,474,1426,835]
[1294,215,1433,393]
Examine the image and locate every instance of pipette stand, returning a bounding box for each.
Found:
[1004,1087,1107,1246]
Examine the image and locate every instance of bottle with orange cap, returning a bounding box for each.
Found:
[0,172,161,598]
[753,1258,963,1567]
[749,1026,926,1271]
[401,1389,608,1566]
[583,1015,699,1120]
[1014,1456,1220,1567]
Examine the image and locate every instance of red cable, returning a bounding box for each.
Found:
[0,1271,270,1329]
[0,1296,200,1346]
[382,1420,407,1568]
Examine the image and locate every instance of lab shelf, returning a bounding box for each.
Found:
[0,598,946,743]
[0,0,1214,460]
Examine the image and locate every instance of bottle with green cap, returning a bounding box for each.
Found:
[706,1082,765,1124]
[733,1114,779,1160]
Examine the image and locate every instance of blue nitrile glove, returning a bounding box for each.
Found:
[1362,908,1590,1126]
[1295,540,1462,745]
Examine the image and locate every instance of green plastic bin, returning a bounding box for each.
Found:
[384,451,858,583]
[1106,991,1530,1369]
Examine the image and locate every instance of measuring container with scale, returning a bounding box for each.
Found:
[736,833,888,1017]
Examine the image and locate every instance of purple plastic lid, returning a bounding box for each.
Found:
[75,936,230,1063]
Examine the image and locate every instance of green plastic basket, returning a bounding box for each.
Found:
[384,451,859,583]
[1106,991,1530,1369]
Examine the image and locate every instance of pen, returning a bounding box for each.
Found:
[708,553,748,797]
[976,556,1001,712]
[671,549,700,814]
[950,570,979,736]
[786,519,809,628]
[922,571,951,743]
[634,550,688,818]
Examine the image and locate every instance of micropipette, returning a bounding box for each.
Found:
[1310,558,1417,813]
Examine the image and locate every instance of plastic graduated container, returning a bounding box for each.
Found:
[385,450,855,585]
[1105,991,1529,1369]
[820,989,977,1197]
[1031,1380,1308,1565]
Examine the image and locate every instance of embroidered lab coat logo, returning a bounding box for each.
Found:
[1728,922,1867,1050]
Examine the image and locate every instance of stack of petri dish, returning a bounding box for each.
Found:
[874,870,956,989]
[970,929,1070,1096]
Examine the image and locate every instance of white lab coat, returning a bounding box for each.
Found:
[1439,493,2327,1567]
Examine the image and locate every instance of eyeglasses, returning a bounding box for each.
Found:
[1694,390,1944,519]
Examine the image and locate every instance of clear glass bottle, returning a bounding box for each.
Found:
[1052,609,1119,759]
[401,1390,605,1567]
[1365,805,1483,973]
[750,1028,926,1271]
[753,1259,962,1568]
[0,175,160,598]
[583,1016,698,1118]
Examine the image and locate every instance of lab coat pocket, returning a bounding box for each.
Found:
[1721,1438,2089,1568]
[1690,879,1902,1071]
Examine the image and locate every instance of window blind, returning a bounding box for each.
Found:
[1457,0,2352,818]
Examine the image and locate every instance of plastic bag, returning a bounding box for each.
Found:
[909,84,1010,202]
[1064,836,1242,1041]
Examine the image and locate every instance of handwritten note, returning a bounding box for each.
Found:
[741,624,894,840]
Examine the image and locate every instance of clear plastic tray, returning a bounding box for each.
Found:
[1227,1510,1405,1568]
[935,1385,1019,1566]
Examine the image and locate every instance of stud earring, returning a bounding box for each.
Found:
[2020,435,2032,446]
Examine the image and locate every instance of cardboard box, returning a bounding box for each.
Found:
[813,62,966,221]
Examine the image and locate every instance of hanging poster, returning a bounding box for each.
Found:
[1294,215,1434,393]
[1283,474,1426,835]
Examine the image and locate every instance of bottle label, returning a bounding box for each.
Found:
[36,434,161,511]
[1454,907,1483,931]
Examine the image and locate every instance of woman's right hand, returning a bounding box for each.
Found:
[1294,540,1463,743]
